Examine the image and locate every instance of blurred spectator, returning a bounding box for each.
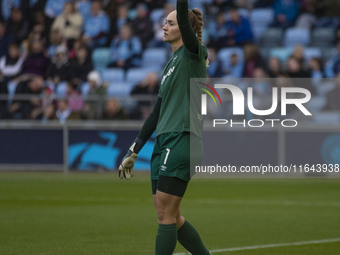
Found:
[208,0,235,14]
[0,42,25,82]
[102,98,129,120]
[22,38,49,76]
[81,71,107,119]
[69,37,85,59]
[0,70,8,119]
[286,56,310,78]
[223,53,243,78]
[51,1,83,49]
[41,84,55,109]
[324,74,340,110]
[56,98,80,123]
[296,0,325,29]
[83,0,110,48]
[6,7,29,43]
[108,24,142,70]
[332,41,340,76]
[1,0,21,21]
[252,67,271,96]
[206,48,224,78]
[39,104,56,123]
[308,57,324,81]
[29,11,49,40]
[336,26,340,43]
[70,46,93,83]
[0,20,13,58]
[271,0,300,29]
[111,4,131,41]
[291,45,305,66]
[130,0,164,10]
[149,3,174,48]
[66,80,83,112]
[7,76,44,119]
[132,3,154,49]
[46,45,72,86]
[225,7,253,47]
[76,0,92,19]
[207,11,228,50]
[131,72,160,95]
[243,44,267,78]
[253,0,275,8]
[47,29,66,58]
[286,57,315,95]
[44,0,70,19]
[268,57,282,78]
[131,71,159,119]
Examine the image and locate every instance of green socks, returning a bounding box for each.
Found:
[177,220,211,255]
[155,223,177,255]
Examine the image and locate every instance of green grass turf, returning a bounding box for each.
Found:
[0,172,340,255]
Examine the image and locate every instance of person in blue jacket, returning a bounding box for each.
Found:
[272,0,300,29]
[83,0,110,48]
[225,7,253,47]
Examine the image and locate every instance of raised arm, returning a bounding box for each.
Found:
[177,0,199,54]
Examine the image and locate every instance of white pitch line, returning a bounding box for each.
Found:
[173,238,340,255]
[1,196,340,207]
[187,198,340,207]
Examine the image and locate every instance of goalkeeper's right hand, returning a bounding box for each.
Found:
[118,138,145,180]
[119,149,138,180]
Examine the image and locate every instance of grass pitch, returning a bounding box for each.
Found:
[0,172,340,255]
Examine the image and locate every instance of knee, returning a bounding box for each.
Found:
[156,205,177,224]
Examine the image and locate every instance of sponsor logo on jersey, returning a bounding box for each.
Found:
[161,66,175,85]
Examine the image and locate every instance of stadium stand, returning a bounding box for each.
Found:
[1,0,340,121]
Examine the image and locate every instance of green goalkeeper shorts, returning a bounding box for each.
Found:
[150,132,203,182]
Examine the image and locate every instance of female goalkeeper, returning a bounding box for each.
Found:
[119,0,211,254]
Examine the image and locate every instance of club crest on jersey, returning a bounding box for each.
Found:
[161,66,175,85]
[172,56,178,64]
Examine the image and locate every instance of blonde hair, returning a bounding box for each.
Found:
[188,9,209,67]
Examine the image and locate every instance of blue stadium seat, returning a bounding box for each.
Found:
[142,48,168,68]
[107,82,134,97]
[311,28,335,47]
[270,47,292,62]
[284,28,310,47]
[225,8,249,20]
[313,112,340,124]
[101,68,125,83]
[80,82,90,98]
[306,96,327,112]
[316,81,335,96]
[55,82,68,98]
[259,28,283,48]
[126,68,150,84]
[250,9,274,41]
[92,48,111,71]
[252,25,268,42]
[322,47,338,61]
[304,48,322,62]
[250,8,274,26]
[150,8,164,23]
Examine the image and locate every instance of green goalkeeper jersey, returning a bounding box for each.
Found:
[136,0,207,144]
[156,45,207,137]
[156,2,207,138]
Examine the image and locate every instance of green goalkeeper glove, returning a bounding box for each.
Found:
[118,138,145,180]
